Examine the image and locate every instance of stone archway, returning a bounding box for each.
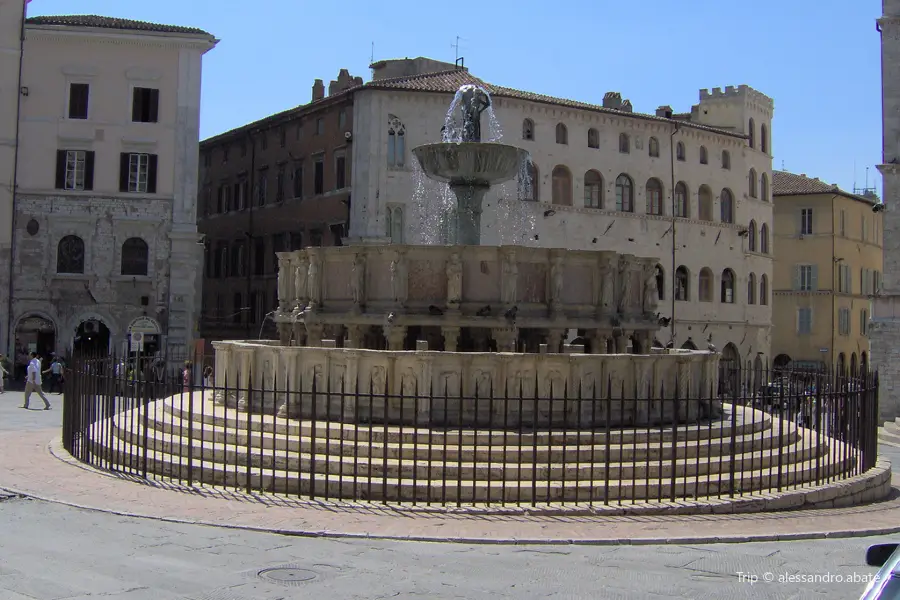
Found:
[13,313,58,381]
[718,342,741,397]
[71,313,115,357]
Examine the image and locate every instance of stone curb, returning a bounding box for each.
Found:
[0,436,893,546]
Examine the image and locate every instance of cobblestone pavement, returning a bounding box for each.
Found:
[2,391,900,598]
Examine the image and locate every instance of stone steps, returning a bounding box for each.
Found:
[84,435,855,503]
[879,420,900,447]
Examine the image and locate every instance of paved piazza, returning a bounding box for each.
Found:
[2,391,900,599]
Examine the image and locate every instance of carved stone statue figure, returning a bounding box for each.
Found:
[390,252,407,305]
[294,254,309,308]
[446,252,463,305]
[307,256,321,308]
[501,252,517,305]
[643,263,659,314]
[617,257,632,313]
[350,253,366,305]
[550,256,564,307]
[458,84,492,143]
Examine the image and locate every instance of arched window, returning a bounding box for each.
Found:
[121,237,149,276]
[675,266,689,301]
[760,172,769,202]
[551,165,572,206]
[615,174,634,212]
[387,115,405,168]
[760,223,770,254]
[748,118,755,148]
[619,133,630,154]
[748,168,757,198]
[760,274,768,305]
[217,242,229,278]
[700,146,708,165]
[648,137,659,157]
[721,268,735,303]
[656,264,665,300]
[698,267,713,302]
[518,161,538,201]
[761,124,768,153]
[721,150,731,170]
[583,170,603,208]
[748,220,757,252]
[676,141,686,161]
[747,272,757,304]
[522,118,534,141]
[555,123,568,145]
[720,188,734,223]
[587,128,599,149]
[698,185,713,221]
[646,178,664,215]
[674,181,688,218]
[57,235,85,274]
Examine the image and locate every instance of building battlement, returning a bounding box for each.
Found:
[699,85,774,108]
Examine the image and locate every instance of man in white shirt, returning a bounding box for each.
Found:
[23,352,51,410]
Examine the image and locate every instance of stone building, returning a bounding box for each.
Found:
[0,8,217,358]
[197,68,359,341]
[873,0,900,420]
[771,171,882,371]
[346,58,775,371]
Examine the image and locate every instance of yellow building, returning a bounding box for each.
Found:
[772,171,883,372]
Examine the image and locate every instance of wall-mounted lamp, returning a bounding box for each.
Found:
[20,86,28,97]
[873,204,885,213]
[543,209,556,218]
[834,257,845,263]
[738,229,749,237]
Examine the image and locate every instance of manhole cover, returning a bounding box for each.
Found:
[257,567,318,585]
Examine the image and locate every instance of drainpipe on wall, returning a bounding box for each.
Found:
[669,122,680,345]
[5,1,27,356]
[830,193,838,369]
[246,129,256,340]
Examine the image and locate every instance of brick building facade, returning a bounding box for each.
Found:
[197,69,358,341]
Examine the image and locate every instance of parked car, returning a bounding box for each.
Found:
[860,543,900,599]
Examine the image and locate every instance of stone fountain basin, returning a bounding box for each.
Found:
[413,142,530,188]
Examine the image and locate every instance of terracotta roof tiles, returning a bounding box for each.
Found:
[25,15,212,36]
[772,170,878,205]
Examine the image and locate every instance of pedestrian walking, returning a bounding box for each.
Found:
[22,352,51,410]
[182,361,193,393]
[202,364,213,388]
[0,354,8,394]
[43,356,64,394]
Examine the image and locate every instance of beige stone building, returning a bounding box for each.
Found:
[771,171,883,372]
[347,58,774,369]
[0,6,217,359]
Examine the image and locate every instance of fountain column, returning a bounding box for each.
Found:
[442,326,461,351]
[547,329,565,353]
[385,326,407,350]
[451,184,489,246]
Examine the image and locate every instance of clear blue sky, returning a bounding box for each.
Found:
[28,0,883,195]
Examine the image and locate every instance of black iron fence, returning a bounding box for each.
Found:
[61,356,880,507]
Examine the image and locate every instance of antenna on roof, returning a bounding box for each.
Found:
[452,35,465,69]
[781,160,785,171]
[370,41,374,64]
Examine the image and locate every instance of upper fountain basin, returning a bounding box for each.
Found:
[413,142,530,188]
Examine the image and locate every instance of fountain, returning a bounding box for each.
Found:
[215,83,722,428]
[412,85,529,245]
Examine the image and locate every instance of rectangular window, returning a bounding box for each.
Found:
[796,264,817,292]
[314,158,324,195]
[839,264,851,294]
[257,169,268,206]
[276,166,285,202]
[55,149,95,191]
[800,208,813,235]
[292,164,303,198]
[260,133,267,151]
[861,309,869,336]
[335,155,346,190]
[253,238,266,276]
[339,109,347,129]
[215,293,224,319]
[232,293,243,324]
[223,146,229,164]
[279,127,286,148]
[798,308,812,335]
[119,153,158,193]
[310,228,323,246]
[131,87,160,123]
[290,232,303,250]
[840,209,846,237]
[316,117,324,135]
[68,83,89,119]
[838,308,850,336]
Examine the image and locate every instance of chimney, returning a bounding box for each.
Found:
[312,79,325,102]
[656,105,674,118]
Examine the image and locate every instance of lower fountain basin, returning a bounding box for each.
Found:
[413,142,530,188]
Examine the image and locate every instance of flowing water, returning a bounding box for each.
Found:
[411,86,535,245]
